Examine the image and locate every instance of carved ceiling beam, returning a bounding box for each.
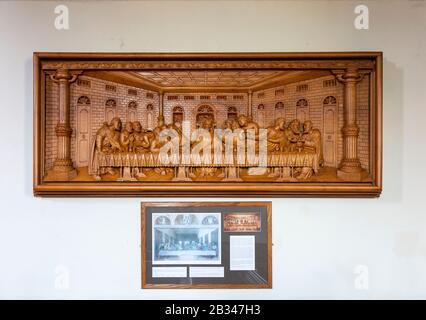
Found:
[249,70,332,92]
[41,59,375,71]
[83,71,161,92]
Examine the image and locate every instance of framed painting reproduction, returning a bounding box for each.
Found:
[33,52,382,197]
[141,202,272,289]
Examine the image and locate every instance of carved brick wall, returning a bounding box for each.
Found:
[45,75,159,170]
[45,75,59,170]
[163,94,247,130]
[357,75,370,170]
[252,75,370,172]
[45,74,370,172]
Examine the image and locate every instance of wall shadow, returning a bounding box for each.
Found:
[24,57,34,197]
[381,58,404,202]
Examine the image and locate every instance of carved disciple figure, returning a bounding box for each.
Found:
[150,116,169,153]
[193,118,217,177]
[302,120,323,166]
[150,116,175,175]
[222,118,240,152]
[237,114,260,159]
[132,121,152,153]
[153,115,168,138]
[95,117,122,154]
[237,114,259,136]
[266,117,288,152]
[93,117,122,178]
[286,119,303,152]
[120,122,134,152]
[223,118,239,131]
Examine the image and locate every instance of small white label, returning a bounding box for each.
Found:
[152,267,187,278]
[190,267,225,278]
[230,235,255,271]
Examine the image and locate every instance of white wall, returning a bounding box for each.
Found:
[0,0,425,299]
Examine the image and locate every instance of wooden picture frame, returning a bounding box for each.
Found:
[33,52,382,197]
[141,202,272,289]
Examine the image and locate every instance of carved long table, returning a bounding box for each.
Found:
[90,151,319,182]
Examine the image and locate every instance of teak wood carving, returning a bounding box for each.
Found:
[33,52,383,197]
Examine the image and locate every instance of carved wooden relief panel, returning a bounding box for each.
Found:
[33,52,382,197]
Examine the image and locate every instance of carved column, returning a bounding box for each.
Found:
[247,90,253,117]
[50,69,79,180]
[335,68,364,181]
[158,91,164,118]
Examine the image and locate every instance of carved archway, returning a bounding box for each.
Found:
[275,101,284,120]
[146,104,154,129]
[105,98,117,123]
[76,96,91,168]
[296,98,308,107]
[172,106,184,124]
[257,104,265,127]
[227,106,238,120]
[323,96,338,167]
[127,101,138,122]
[195,104,215,128]
[77,95,91,105]
[296,98,309,122]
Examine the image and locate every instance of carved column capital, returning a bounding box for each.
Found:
[334,68,364,84]
[50,69,82,83]
[341,124,360,136]
[55,123,73,137]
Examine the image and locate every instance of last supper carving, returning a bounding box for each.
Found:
[33,52,382,197]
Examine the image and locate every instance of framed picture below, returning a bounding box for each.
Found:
[141,202,272,289]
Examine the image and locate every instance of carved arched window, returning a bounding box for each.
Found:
[323,96,338,167]
[296,98,309,122]
[198,105,214,113]
[127,101,138,122]
[128,101,137,109]
[227,106,237,120]
[196,105,215,128]
[77,96,91,105]
[257,104,265,127]
[323,96,337,105]
[296,99,308,107]
[275,101,284,109]
[105,99,116,107]
[172,106,184,124]
[146,104,154,130]
[104,98,117,123]
[274,101,285,121]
